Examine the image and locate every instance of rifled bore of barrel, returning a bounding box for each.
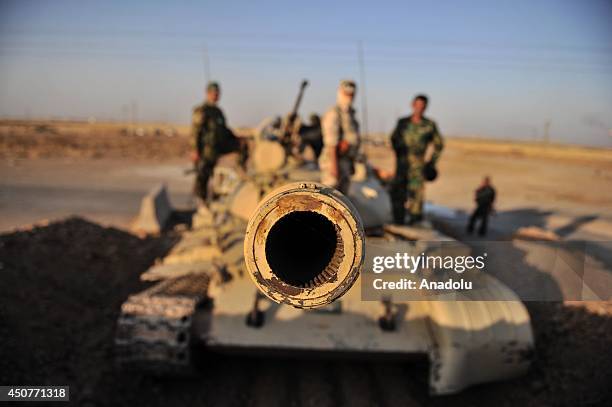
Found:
[244,182,365,309]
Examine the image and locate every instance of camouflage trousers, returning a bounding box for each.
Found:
[391,156,425,224]
[319,148,354,195]
[336,156,354,195]
[194,159,216,202]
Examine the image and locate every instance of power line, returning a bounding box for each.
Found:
[1,38,610,69]
[1,47,609,76]
[2,27,611,55]
[2,37,611,64]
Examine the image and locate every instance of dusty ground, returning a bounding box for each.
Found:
[0,119,191,160]
[367,138,612,221]
[2,120,611,233]
[1,120,611,406]
[1,218,610,407]
[0,120,246,231]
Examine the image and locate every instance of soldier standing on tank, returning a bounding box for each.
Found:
[191,81,241,203]
[467,176,496,236]
[390,94,444,225]
[319,80,360,194]
[298,113,323,160]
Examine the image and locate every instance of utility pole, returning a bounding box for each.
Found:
[130,100,138,136]
[357,40,369,151]
[202,43,211,85]
[544,120,550,144]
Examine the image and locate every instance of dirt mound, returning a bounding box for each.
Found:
[0,218,175,403]
[521,302,612,406]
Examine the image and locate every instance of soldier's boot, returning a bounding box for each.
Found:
[478,211,489,236]
[392,202,406,225]
[467,210,477,234]
[238,142,249,170]
[195,162,215,205]
[390,178,407,225]
[194,176,208,204]
[391,195,407,225]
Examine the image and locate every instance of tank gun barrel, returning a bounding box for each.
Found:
[244,182,365,309]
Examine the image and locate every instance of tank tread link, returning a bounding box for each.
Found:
[115,273,210,375]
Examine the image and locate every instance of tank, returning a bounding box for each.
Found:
[115,83,534,395]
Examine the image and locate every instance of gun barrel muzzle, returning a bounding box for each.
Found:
[244,182,365,309]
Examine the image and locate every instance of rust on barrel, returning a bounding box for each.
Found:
[265,276,302,296]
[277,194,322,212]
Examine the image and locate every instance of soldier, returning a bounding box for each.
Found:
[298,113,323,160]
[319,80,360,194]
[390,94,444,225]
[467,176,496,236]
[191,81,240,202]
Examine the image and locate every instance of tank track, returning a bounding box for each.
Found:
[115,198,244,375]
[115,273,210,375]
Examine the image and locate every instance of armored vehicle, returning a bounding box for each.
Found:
[115,84,533,395]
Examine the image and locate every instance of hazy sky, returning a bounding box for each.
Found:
[1,0,611,146]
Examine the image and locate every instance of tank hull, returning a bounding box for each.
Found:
[116,161,533,395]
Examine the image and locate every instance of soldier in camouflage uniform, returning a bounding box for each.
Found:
[319,80,360,195]
[191,82,239,202]
[390,94,443,224]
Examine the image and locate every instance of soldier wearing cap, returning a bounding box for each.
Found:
[319,80,361,194]
[191,81,240,202]
[390,94,444,225]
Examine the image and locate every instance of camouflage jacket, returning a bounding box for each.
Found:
[321,105,360,158]
[390,115,444,164]
[191,102,229,162]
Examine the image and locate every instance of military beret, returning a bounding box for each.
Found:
[207,81,220,92]
[339,80,356,93]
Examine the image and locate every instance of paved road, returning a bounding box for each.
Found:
[0,158,193,232]
[429,205,612,303]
